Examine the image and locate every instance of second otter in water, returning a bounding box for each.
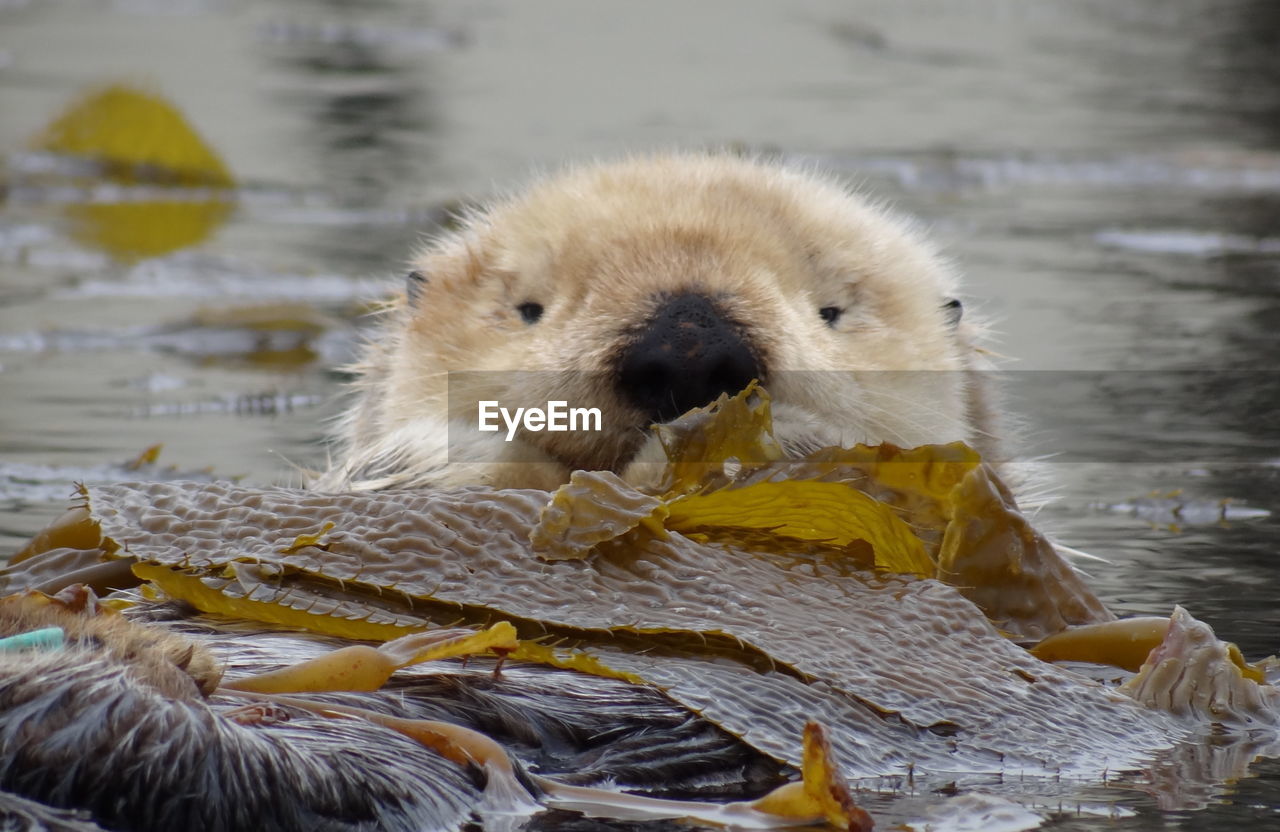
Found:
[317,154,994,492]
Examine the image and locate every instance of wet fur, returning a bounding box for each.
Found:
[315,154,995,492]
[0,648,481,832]
[0,606,783,832]
[0,594,221,697]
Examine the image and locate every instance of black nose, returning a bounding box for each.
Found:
[617,293,762,424]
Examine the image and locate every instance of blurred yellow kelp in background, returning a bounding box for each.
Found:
[31,85,232,186]
[25,84,235,260]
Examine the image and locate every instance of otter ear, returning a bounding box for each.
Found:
[406,270,428,305]
[942,298,963,327]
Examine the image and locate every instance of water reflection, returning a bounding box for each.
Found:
[1195,0,1280,148]
[13,85,237,261]
[261,0,445,271]
[1138,0,1280,380]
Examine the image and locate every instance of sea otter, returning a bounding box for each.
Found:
[315,153,993,493]
[2,155,1012,832]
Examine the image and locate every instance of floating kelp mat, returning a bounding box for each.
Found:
[6,386,1279,829]
[3,478,1197,779]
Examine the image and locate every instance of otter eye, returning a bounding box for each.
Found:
[818,306,842,326]
[942,298,963,327]
[517,302,544,324]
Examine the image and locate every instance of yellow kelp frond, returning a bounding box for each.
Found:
[224,623,519,693]
[26,84,237,260]
[280,522,336,555]
[667,480,932,577]
[507,641,647,686]
[530,463,929,573]
[1031,617,1172,672]
[750,723,873,830]
[642,384,1109,637]
[1035,616,1263,683]
[531,470,669,560]
[654,380,782,496]
[379,622,519,665]
[528,385,929,575]
[125,444,164,471]
[812,440,981,501]
[10,505,104,565]
[132,561,421,642]
[31,84,232,186]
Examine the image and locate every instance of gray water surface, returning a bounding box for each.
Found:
[1,1,1278,829]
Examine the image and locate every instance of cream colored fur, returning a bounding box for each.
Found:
[314,154,996,492]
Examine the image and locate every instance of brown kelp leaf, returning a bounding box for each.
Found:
[132,560,423,641]
[44,480,1183,781]
[935,463,1113,640]
[14,382,1107,646]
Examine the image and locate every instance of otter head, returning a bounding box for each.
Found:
[324,155,989,492]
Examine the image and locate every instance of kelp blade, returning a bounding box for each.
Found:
[667,480,933,576]
[648,385,1110,638]
[53,479,1183,784]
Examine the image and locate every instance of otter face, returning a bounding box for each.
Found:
[323,155,989,492]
